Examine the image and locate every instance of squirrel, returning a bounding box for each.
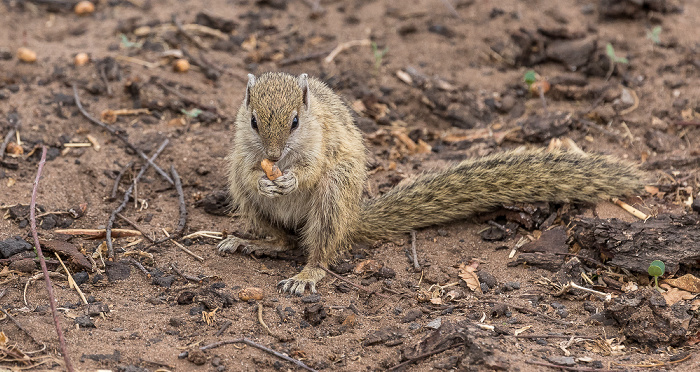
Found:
[218,72,643,295]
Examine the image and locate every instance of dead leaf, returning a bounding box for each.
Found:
[659,284,695,306]
[662,274,700,293]
[353,259,383,274]
[458,261,482,293]
[644,185,661,196]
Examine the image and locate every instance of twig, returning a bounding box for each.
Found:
[154,80,219,114]
[111,161,134,199]
[170,263,200,282]
[30,146,74,372]
[257,302,274,337]
[215,320,232,336]
[514,334,597,339]
[55,228,141,239]
[182,231,223,240]
[481,300,571,326]
[72,84,174,185]
[128,258,151,277]
[410,230,420,270]
[278,49,330,66]
[675,121,700,126]
[54,252,88,305]
[324,39,371,64]
[538,84,548,113]
[172,14,205,49]
[106,139,169,259]
[148,166,187,246]
[611,198,648,220]
[641,155,700,170]
[320,266,391,300]
[388,341,467,371]
[200,338,317,372]
[116,213,154,243]
[526,360,621,372]
[179,45,222,80]
[439,0,461,18]
[1,128,17,160]
[163,229,204,262]
[0,308,43,347]
[1,114,21,160]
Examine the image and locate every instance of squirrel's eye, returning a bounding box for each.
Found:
[251,116,258,131]
[291,115,299,130]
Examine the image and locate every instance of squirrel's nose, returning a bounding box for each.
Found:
[266,150,281,162]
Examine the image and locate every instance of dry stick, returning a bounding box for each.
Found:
[410,230,420,270]
[106,139,169,259]
[526,360,620,372]
[388,341,467,371]
[440,0,461,18]
[0,128,17,159]
[29,146,74,372]
[481,300,571,326]
[0,308,43,347]
[278,49,330,66]
[170,263,201,282]
[116,213,155,243]
[611,198,648,220]
[111,161,134,199]
[200,338,317,372]
[320,266,392,300]
[514,334,597,340]
[215,320,232,336]
[154,80,219,114]
[128,258,151,277]
[164,229,204,261]
[675,121,700,126]
[72,84,174,185]
[148,165,187,246]
[172,14,205,49]
[324,39,371,63]
[257,302,275,337]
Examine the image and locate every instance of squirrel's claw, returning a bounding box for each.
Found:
[258,171,298,198]
[277,266,325,295]
[217,236,245,254]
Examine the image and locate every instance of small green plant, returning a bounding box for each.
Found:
[648,260,666,291]
[181,108,203,118]
[646,26,662,44]
[523,70,537,88]
[119,34,143,49]
[605,43,628,80]
[371,42,389,70]
[606,43,628,64]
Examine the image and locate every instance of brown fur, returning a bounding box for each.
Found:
[220,72,643,295]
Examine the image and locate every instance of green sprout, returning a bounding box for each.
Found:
[646,26,662,45]
[606,43,628,64]
[648,260,665,291]
[371,42,389,70]
[523,70,537,88]
[119,34,143,49]
[181,108,203,118]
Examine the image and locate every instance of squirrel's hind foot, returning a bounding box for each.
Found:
[278,266,326,295]
[217,235,291,256]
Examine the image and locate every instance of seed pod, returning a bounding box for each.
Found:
[17,47,37,63]
[74,52,89,66]
[74,1,95,16]
[173,59,190,73]
[261,159,282,181]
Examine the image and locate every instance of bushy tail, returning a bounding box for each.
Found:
[355,150,643,242]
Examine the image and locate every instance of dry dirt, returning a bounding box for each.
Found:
[1,0,699,371]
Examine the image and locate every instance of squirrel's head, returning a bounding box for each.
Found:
[243,72,311,161]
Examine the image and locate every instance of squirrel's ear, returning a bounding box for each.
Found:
[298,73,310,111]
[245,74,256,109]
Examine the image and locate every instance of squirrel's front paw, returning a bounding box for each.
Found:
[277,266,326,295]
[258,171,298,198]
